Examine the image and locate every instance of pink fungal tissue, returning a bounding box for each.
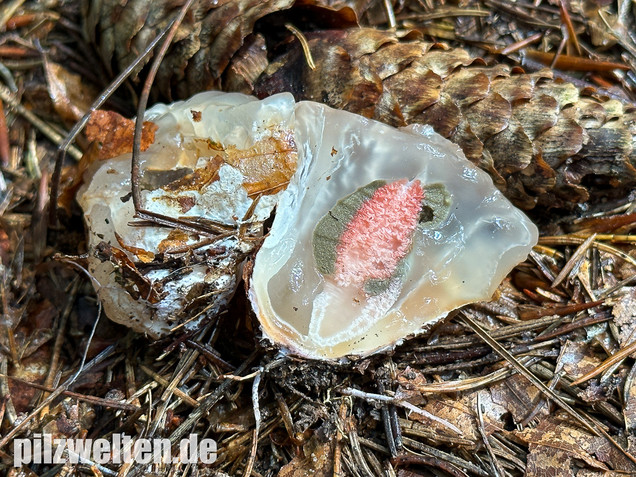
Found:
[334,179,424,286]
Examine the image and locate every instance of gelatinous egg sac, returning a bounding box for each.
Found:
[77,91,538,360]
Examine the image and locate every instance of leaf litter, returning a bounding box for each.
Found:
[1,0,636,476]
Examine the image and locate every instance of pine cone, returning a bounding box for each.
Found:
[83,0,364,98]
[84,0,296,99]
[256,29,636,211]
[84,1,636,211]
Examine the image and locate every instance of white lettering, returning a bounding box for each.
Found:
[199,438,217,464]
[153,438,171,464]
[11,433,218,465]
[92,438,111,464]
[53,439,66,464]
[13,439,31,466]
[133,439,152,464]
[65,439,93,464]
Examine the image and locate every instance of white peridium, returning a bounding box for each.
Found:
[250,100,539,360]
[78,92,297,337]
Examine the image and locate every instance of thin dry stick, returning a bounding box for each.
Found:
[159,347,200,404]
[339,387,461,435]
[383,0,397,28]
[421,314,564,350]
[138,364,199,407]
[0,374,139,411]
[377,380,397,458]
[541,235,636,267]
[0,356,17,426]
[399,418,475,447]
[348,428,375,477]
[559,0,582,56]
[399,437,487,476]
[48,0,194,224]
[41,277,79,407]
[333,400,347,477]
[243,372,262,477]
[396,359,530,392]
[130,0,223,238]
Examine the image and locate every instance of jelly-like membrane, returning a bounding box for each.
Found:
[78,91,538,357]
[78,92,295,337]
[250,100,538,359]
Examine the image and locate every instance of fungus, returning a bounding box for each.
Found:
[78,92,538,358]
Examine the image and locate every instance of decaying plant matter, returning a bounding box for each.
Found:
[1,0,636,476]
[85,0,636,212]
[256,28,636,211]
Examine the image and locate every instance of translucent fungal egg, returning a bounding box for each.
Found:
[78,91,538,358]
[249,100,538,359]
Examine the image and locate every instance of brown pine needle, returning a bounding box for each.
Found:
[285,23,316,70]
[559,0,581,56]
[500,32,543,55]
[0,374,139,411]
[540,235,636,267]
[551,233,596,288]
[571,340,636,386]
[526,49,631,72]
